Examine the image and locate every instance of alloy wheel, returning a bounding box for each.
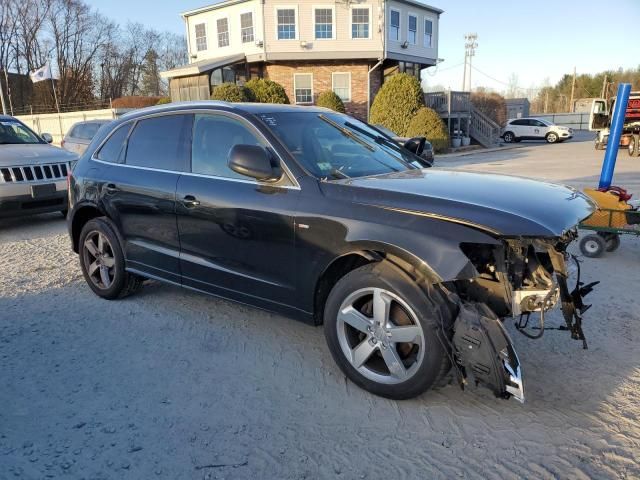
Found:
[336,288,425,385]
[82,231,116,289]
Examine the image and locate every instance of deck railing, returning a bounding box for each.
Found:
[424,91,471,114]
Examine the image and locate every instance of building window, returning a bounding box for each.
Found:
[314,8,333,40]
[277,8,296,40]
[294,73,313,104]
[241,12,254,43]
[389,10,400,41]
[195,23,207,51]
[408,14,417,44]
[217,18,229,47]
[351,7,369,39]
[424,18,433,47]
[332,72,351,102]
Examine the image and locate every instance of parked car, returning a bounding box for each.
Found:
[373,124,434,164]
[0,115,76,218]
[67,102,596,402]
[501,117,573,143]
[62,120,111,155]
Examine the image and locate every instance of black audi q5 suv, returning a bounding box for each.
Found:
[68,101,596,402]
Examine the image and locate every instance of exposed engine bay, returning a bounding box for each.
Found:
[443,233,598,402]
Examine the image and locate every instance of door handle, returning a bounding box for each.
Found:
[182,195,200,208]
[105,183,118,194]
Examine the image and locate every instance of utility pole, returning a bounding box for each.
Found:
[601,74,608,98]
[544,90,549,113]
[462,33,478,92]
[569,66,576,112]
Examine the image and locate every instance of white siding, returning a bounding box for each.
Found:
[185,0,265,62]
[385,0,438,62]
[263,0,383,58]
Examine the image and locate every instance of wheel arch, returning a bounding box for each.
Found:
[70,203,106,253]
[312,242,449,325]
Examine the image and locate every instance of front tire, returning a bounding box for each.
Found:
[323,261,453,400]
[628,135,640,157]
[546,132,559,143]
[79,217,143,300]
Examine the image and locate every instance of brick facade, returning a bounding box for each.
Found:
[265,61,382,121]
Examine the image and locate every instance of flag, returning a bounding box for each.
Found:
[29,63,55,83]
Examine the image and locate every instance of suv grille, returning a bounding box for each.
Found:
[0,163,69,183]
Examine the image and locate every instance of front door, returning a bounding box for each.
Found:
[97,113,191,283]
[176,112,300,309]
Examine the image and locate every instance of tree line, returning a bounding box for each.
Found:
[531,67,640,114]
[0,0,187,114]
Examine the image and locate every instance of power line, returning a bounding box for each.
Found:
[470,65,545,93]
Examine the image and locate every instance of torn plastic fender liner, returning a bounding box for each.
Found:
[452,303,524,402]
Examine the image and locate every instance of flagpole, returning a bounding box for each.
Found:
[49,62,63,144]
[0,70,7,115]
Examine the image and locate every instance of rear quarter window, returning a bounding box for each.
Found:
[95,124,131,163]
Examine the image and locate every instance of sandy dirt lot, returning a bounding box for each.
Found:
[1,133,639,479]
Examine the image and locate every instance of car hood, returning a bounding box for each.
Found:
[0,144,77,167]
[327,169,596,237]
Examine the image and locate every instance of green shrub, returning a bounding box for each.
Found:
[316,91,346,113]
[405,107,450,153]
[156,97,171,105]
[210,83,253,102]
[369,73,424,136]
[245,78,289,104]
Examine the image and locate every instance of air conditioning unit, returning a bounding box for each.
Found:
[255,40,264,47]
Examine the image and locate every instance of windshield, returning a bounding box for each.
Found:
[0,119,43,145]
[256,111,418,179]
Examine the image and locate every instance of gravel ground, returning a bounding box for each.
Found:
[1,133,639,479]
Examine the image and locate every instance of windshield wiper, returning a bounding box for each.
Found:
[318,114,375,152]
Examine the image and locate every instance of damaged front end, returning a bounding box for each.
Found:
[444,232,598,402]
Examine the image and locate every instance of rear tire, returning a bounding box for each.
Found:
[323,261,454,400]
[599,232,621,252]
[79,217,143,300]
[503,131,515,143]
[579,234,606,258]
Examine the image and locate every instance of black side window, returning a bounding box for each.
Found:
[511,119,526,126]
[81,123,102,139]
[95,124,131,163]
[191,113,264,179]
[125,114,192,171]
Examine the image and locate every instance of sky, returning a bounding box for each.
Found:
[89,0,640,94]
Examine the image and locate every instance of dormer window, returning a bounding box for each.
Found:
[241,12,254,43]
[314,8,334,40]
[195,23,207,51]
[408,14,417,44]
[389,10,400,41]
[277,8,297,40]
[351,7,370,39]
[217,18,229,47]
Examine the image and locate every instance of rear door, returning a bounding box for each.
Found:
[175,111,300,307]
[509,119,528,138]
[95,113,191,283]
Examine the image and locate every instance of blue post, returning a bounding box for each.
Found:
[598,83,631,189]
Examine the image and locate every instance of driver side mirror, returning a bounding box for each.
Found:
[228,144,281,182]
[41,133,53,143]
[403,136,426,156]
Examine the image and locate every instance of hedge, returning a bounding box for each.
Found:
[210,83,253,102]
[316,91,346,113]
[405,107,450,153]
[111,96,163,108]
[369,73,424,136]
[245,78,289,104]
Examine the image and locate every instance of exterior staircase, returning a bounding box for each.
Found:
[424,91,502,148]
[469,106,501,147]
